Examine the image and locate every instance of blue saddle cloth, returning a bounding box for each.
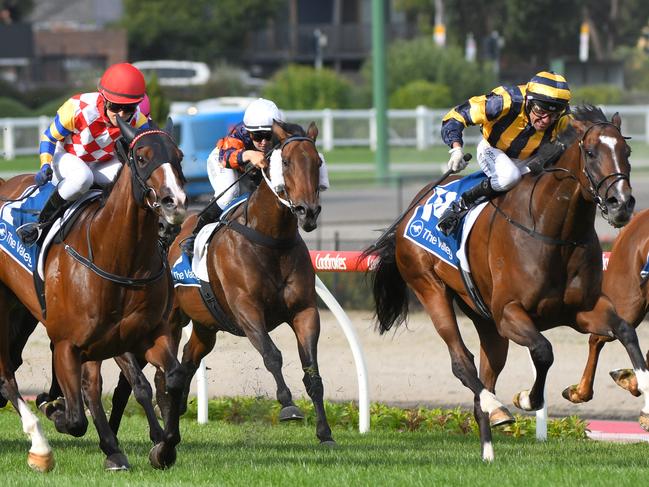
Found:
[171,192,250,288]
[641,255,649,281]
[0,183,56,273]
[403,171,487,269]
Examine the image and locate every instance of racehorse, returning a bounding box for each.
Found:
[0,118,188,472]
[564,208,649,403]
[165,120,335,445]
[364,105,644,461]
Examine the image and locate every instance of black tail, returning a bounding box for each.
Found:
[362,230,409,335]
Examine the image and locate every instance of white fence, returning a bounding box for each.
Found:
[3,105,649,159]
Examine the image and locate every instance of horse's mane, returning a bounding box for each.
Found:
[273,120,306,144]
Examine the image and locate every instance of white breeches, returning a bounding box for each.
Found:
[52,145,122,201]
[476,139,529,192]
[207,148,239,208]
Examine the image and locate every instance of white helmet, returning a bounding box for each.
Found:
[243,98,282,132]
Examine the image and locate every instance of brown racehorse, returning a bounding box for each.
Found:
[364,105,643,461]
[166,120,334,445]
[0,118,187,472]
[564,208,649,403]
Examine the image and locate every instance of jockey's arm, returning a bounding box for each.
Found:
[39,98,76,168]
[216,135,245,170]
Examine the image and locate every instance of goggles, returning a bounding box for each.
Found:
[105,100,139,114]
[250,131,273,142]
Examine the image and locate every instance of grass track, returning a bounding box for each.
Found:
[1,413,648,486]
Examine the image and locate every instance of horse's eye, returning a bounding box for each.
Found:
[137,155,145,165]
[586,150,595,158]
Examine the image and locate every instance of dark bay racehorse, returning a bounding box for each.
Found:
[0,118,187,472]
[365,106,643,461]
[564,208,649,403]
[166,120,334,445]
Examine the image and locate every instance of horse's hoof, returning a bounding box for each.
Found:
[35,393,50,409]
[512,391,535,411]
[105,453,130,471]
[149,442,177,470]
[489,406,515,427]
[279,405,304,421]
[319,439,337,448]
[38,397,66,419]
[28,451,55,473]
[561,385,590,404]
[639,412,649,432]
[610,368,641,397]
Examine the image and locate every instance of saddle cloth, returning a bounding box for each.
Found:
[0,182,101,279]
[403,171,488,271]
[171,193,250,287]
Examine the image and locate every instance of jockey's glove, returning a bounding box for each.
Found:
[447,147,467,172]
[35,164,53,186]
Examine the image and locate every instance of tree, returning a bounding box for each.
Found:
[145,74,169,127]
[121,0,285,63]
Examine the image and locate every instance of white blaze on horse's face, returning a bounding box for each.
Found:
[599,135,620,172]
[159,163,187,223]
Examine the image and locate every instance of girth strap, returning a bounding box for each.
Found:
[227,220,299,249]
[198,280,245,336]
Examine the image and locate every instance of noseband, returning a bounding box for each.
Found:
[126,129,184,211]
[262,135,318,214]
[578,122,630,215]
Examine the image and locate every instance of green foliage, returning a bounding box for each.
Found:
[571,84,624,106]
[363,37,496,106]
[390,80,453,108]
[262,64,353,109]
[121,0,285,63]
[0,97,32,117]
[33,96,71,116]
[145,73,170,126]
[316,273,374,310]
[621,47,649,93]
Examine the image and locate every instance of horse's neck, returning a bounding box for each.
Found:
[245,181,297,238]
[90,168,159,260]
[530,143,596,238]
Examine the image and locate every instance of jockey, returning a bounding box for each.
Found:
[436,71,571,236]
[181,97,283,255]
[17,62,150,246]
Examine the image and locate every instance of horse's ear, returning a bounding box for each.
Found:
[116,115,136,143]
[164,117,174,135]
[612,112,622,129]
[272,120,289,142]
[570,118,588,137]
[307,121,318,142]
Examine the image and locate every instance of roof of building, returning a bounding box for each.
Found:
[28,0,123,30]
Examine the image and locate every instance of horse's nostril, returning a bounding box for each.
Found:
[161,196,176,209]
[628,196,636,212]
[295,206,306,215]
[605,197,620,209]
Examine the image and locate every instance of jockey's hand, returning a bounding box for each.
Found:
[244,150,268,169]
[447,147,467,173]
[35,164,53,186]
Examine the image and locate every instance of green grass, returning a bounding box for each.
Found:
[0,411,647,486]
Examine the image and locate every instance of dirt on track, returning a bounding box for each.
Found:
[16,311,649,421]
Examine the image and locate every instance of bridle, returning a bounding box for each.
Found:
[261,135,320,216]
[126,129,185,212]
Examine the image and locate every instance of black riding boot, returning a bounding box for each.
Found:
[180,199,223,257]
[16,191,67,246]
[437,178,501,236]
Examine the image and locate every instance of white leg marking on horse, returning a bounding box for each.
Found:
[635,369,649,414]
[518,390,532,410]
[479,389,503,414]
[482,442,494,462]
[18,399,51,456]
[162,163,187,206]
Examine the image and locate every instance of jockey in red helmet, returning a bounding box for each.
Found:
[17,63,150,246]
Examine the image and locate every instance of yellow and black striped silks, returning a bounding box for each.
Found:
[441,83,570,160]
[526,71,571,107]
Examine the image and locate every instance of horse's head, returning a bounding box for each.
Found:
[116,117,187,225]
[570,106,634,228]
[268,120,322,232]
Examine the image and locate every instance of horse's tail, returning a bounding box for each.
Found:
[362,230,409,335]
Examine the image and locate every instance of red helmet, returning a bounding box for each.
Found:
[98,63,146,104]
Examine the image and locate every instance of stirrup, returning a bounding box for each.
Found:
[437,202,468,236]
[179,235,195,257]
[16,222,42,246]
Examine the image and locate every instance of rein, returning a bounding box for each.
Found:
[492,120,628,247]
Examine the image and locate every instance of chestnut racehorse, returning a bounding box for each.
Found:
[166,120,334,445]
[564,208,649,403]
[365,106,644,461]
[0,118,187,472]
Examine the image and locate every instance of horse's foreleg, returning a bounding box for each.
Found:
[413,282,499,462]
[292,307,334,444]
[577,298,649,430]
[562,334,611,403]
[51,340,88,437]
[143,332,186,470]
[113,353,164,444]
[178,321,216,416]
[498,302,553,412]
[80,361,130,470]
